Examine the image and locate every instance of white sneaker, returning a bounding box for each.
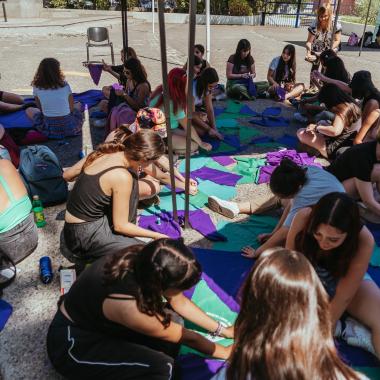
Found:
[341,317,377,357]
[208,196,239,219]
[294,112,308,123]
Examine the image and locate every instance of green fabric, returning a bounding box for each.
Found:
[198,180,236,200]
[178,156,211,172]
[179,279,236,357]
[353,367,380,380]
[371,245,380,267]
[255,80,270,93]
[239,127,262,143]
[213,215,278,252]
[226,80,252,100]
[179,190,209,209]
[216,118,238,129]
[216,112,252,120]
[232,157,267,184]
[141,193,196,215]
[205,160,234,172]
[149,95,185,130]
[225,99,243,114]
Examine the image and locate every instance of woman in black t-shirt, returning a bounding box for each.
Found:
[47,239,233,380]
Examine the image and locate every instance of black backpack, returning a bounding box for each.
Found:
[359,31,373,48]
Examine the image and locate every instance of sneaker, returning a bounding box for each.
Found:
[208,196,239,219]
[341,317,377,357]
[293,112,308,123]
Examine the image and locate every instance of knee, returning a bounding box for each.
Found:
[297,128,306,140]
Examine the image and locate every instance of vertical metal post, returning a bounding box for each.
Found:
[359,0,372,56]
[2,2,7,23]
[184,0,197,229]
[157,0,178,222]
[206,0,211,62]
[330,0,341,49]
[295,0,302,28]
[152,0,155,34]
[121,0,128,56]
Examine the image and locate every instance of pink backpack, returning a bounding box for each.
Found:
[348,33,359,47]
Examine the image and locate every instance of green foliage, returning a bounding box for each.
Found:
[356,0,380,25]
[50,0,68,8]
[95,0,110,10]
[127,0,140,9]
[228,0,253,16]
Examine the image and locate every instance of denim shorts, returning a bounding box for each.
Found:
[0,213,38,265]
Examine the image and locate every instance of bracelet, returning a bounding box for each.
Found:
[211,321,223,337]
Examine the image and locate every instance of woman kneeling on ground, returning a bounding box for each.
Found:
[61,129,168,264]
[313,70,380,145]
[267,44,305,101]
[0,159,38,264]
[287,192,380,358]
[297,83,361,159]
[27,58,83,140]
[149,67,212,155]
[47,239,233,380]
[106,107,198,199]
[212,247,369,380]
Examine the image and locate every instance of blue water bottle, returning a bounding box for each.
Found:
[39,256,53,284]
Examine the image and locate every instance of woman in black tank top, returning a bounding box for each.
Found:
[47,239,233,380]
[61,129,169,264]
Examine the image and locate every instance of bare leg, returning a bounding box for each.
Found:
[171,132,199,155]
[1,91,23,105]
[346,280,380,357]
[25,107,41,120]
[297,128,328,158]
[102,86,111,99]
[342,178,360,199]
[138,175,161,200]
[285,83,305,100]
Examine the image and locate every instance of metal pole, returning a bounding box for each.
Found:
[184,0,197,229]
[121,0,128,56]
[330,0,341,49]
[152,0,155,34]
[295,0,302,28]
[157,0,178,222]
[2,2,7,23]
[359,0,372,56]
[206,0,211,62]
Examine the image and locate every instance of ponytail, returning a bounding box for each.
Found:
[82,141,126,170]
[270,158,307,197]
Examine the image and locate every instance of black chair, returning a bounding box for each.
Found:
[86,27,115,64]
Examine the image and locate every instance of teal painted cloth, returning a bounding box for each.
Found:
[216,119,239,129]
[213,215,278,252]
[179,156,211,172]
[232,156,267,184]
[198,180,237,200]
[371,245,380,267]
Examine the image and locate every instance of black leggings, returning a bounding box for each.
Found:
[47,310,181,380]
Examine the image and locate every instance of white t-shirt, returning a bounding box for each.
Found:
[33,82,72,117]
[269,56,290,82]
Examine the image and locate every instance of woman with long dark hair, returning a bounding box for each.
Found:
[26,58,83,139]
[226,39,256,100]
[212,247,368,380]
[48,239,233,380]
[286,192,380,358]
[314,70,380,145]
[61,129,168,263]
[193,67,223,140]
[149,67,212,155]
[108,57,151,131]
[267,44,305,101]
[297,83,361,159]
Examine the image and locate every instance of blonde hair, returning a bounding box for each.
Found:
[317,3,333,31]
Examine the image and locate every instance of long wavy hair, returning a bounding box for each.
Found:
[82,129,165,170]
[317,3,333,32]
[350,70,380,108]
[103,238,202,327]
[321,53,350,84]
[232,39,254,74]
[227,247,361,380]
[150,68,187,114]
[275,44,296,83]
[318,84,361,127]
[124,57,150,90]
[31,58,66,89]
[195,67,219,98]
[295,192,362,278]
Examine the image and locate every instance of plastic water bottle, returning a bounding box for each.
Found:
[39,256,53,284]
[32,195,46,228]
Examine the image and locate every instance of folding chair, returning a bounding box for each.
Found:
[86,27,115,64]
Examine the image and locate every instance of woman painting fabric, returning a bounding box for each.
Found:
[212,247,370,380]
[297,84,361,159]
[313,70,380,145]
[61,130,168,264]
[226,39,256,100]
[305,3,342,85]
[286,193,380,358]
[48,239,233,380]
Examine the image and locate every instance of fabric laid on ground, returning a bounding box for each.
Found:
[213,107,226,117]
[212,156,235,167]
[191,167,242,186]
[197,180,237,200]
[138,210,226,241]
[232,156,267,184]
[1,90,104,129]
[266,149,321,167]
[87,64,103,86]
[178,156,211,173]
[224,100,244,114]
[249,116,290,127]
[258,165,276,184]
[370,245,380,267]
[212,215,278,252]
[276,134,299,149]
[0,299,12,331]
[216,119,239,129]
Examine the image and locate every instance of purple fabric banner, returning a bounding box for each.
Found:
[191,167,242,187]
[88,64,103,86]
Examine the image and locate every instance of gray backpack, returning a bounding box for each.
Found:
[19,145,68,206]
